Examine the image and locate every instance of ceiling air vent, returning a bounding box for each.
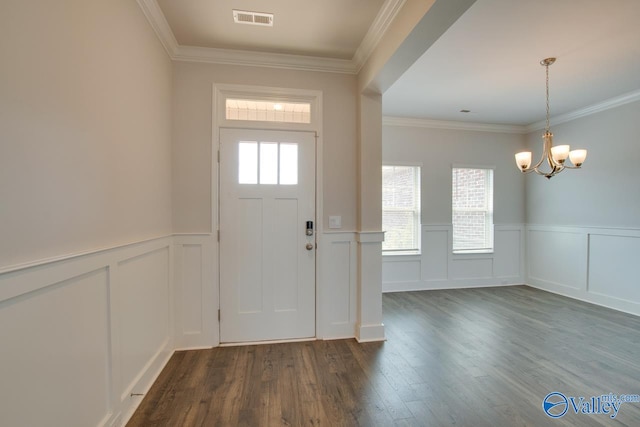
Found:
[233,10,274,27]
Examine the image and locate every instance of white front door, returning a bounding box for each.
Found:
[219,128,316,343]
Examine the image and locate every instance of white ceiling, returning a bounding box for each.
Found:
[383,0,640,126]
[144,0,640,127]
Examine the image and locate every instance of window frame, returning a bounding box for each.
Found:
[382,163,422,256]
[215,84,321,132]
[225,99,312,124]
[451,166,494,254]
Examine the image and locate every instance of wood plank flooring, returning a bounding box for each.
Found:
[127,286,640,426]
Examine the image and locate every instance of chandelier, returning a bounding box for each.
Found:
[515,58,587,179]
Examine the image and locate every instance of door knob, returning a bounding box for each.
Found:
[306,243,314,250]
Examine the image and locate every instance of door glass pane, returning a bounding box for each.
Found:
[279,143,298,185]
[238,142,258,184]
[259,142,278,184]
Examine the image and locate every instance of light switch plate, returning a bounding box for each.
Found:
[329,215,342,229]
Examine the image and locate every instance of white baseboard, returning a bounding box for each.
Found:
[119,347,175,426]
[356,323,386,342]
[383,279,522,293]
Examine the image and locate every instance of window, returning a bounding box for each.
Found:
[238,141,298,185]
[226,99,311,123]
[452,167,494,253]
[382,165,421,254]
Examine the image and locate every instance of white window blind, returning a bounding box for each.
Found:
[452,168,494,253]
[382,165,421,254]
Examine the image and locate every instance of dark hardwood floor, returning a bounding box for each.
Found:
[127,286,640,426]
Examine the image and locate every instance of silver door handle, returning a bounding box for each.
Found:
[306,243,314,250]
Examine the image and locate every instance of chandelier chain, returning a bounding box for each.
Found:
[545,62,550,132]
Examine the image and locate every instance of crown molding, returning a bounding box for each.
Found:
[353,0,407,73]
[384,88,640,134]
[137,0,405,74]
[136,0,179,56]
[382,116,527,134]
[173,45,356,73]
[525,89,640,133]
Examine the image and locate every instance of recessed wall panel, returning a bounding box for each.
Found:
[325,241,351,324]
[273,198,298,311]
[528,229,585,289]
[494,229,521,278]
[422,229,448,281]
[182,244,203,334]
[119,247,170,393]
[237,198,263,313]
[451,258,493,279]
[382,260,421,283]
[0,269,110,427]
[589,234,640,303]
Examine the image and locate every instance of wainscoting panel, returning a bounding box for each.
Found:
[0,268,111,427]
[118,246,171,400]
[422,228,448,281]
[180,244,204,334]
[0,237,174,427]
[5,225,636,425]
[589,233,640,303]
[494,227,522,278]
[526,225,640,317]
[527,227,586,290]
[382,257,421,283]
[450,257,493,280]
[319,232,357,339]
[383,224,525,292]
[173,234,217,350]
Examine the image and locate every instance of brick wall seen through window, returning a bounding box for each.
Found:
[452,168,494,252]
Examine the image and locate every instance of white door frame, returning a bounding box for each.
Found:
[211,84,324,345]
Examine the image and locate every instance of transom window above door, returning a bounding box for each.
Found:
[226,99,311,124]
[238,141,298,185]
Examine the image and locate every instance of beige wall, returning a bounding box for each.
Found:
[0,0,173,269]
[357,94,383,230]
[172,61,359,232]
[525,100,640,227]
